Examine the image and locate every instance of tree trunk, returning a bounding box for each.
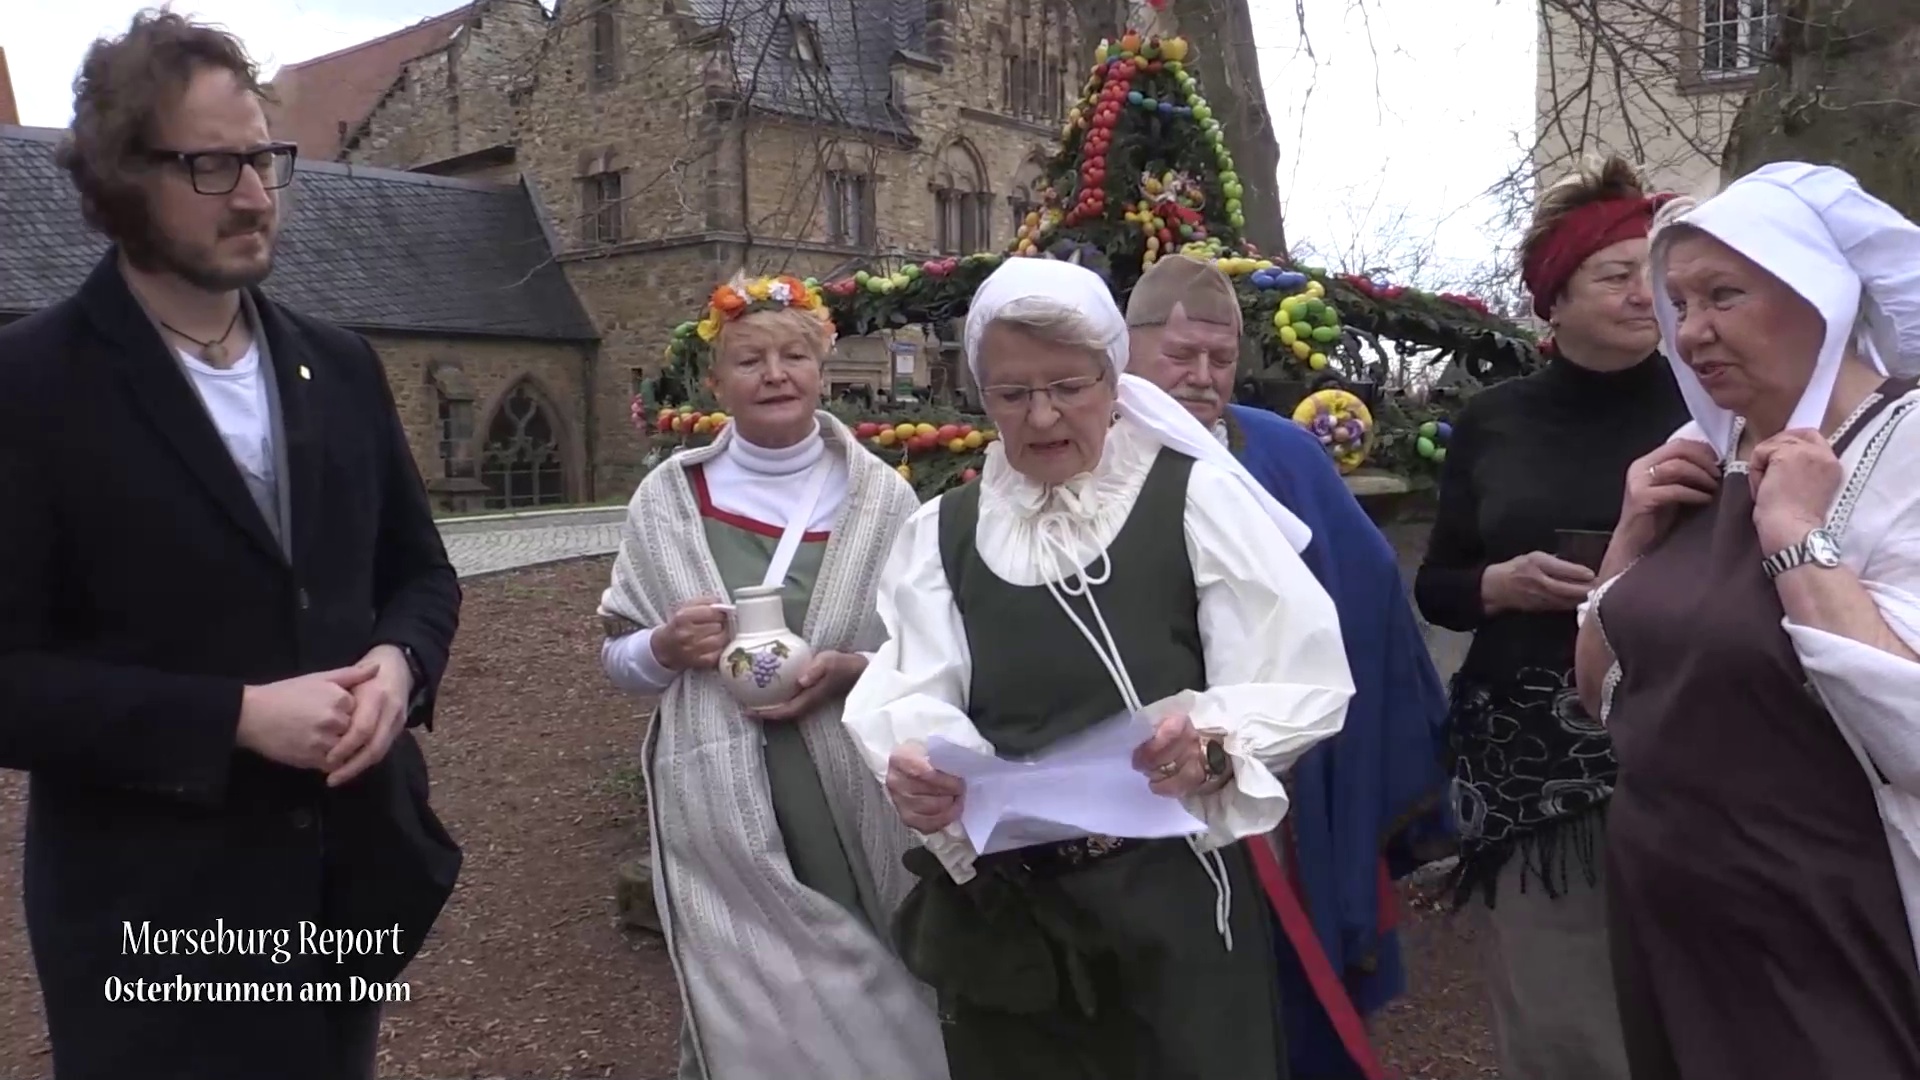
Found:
[1724,0,1920,220]
[1172,0,1288,255]
[1069,0,1289,256]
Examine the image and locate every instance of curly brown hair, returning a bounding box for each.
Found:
[1519,154,1651,284]
[55,7,269,256]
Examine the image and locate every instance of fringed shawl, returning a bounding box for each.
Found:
[600,411,946,1080]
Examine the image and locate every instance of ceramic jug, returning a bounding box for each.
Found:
[718,584,815,709]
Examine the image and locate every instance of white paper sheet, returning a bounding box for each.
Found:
[924,710,1209,855]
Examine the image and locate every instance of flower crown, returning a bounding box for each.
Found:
[694,274,835,343]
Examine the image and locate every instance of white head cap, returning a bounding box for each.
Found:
[1650,162,1920,454]
[964,257,1312,552]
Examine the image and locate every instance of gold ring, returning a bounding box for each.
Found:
[1648,462,1659,482]
[1155,760,1180,779]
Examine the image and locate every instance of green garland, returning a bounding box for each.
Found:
[640,400,998,500]
[646,31,1526,489]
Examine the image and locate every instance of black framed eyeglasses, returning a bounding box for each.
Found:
[143,142,298,195]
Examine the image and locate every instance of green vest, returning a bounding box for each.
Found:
[935,449,1206,757]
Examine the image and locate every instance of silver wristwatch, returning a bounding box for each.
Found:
[1762,526,1841,579]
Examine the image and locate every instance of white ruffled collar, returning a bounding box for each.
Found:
[970,418,1163,590]
[980,417,1159,520]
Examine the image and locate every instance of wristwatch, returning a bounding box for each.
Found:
[1762,526,1841,580]
[1200,736,1231,782]
[390,643,430,716]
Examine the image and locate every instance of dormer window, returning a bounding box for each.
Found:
[791,17,823,66]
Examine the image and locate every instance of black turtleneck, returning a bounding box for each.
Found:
[1415,352,1691,681]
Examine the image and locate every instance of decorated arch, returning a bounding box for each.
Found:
[642,30,1535,499]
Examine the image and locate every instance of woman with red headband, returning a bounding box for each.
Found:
[1415,156,1689,1079]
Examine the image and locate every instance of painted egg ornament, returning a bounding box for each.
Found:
[1290,389,1375,474]
[1415,419,1454,463]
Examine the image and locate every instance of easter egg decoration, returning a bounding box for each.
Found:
[1415,419,1453,466]
[1291,388,1375,474]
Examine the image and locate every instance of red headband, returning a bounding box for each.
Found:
[1523,193,1676,320]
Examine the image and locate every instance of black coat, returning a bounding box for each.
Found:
[0,254,464,1079]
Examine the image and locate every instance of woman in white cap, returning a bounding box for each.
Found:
[1575,163,1920,1075]
[841,255,1355,1079]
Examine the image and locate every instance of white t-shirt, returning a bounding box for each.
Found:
[178,342,280,531]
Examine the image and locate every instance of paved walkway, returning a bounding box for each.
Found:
[440,506,625,579]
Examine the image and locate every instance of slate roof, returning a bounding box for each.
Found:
[0,126,598,342]
[265,5,479,162]
[675,0,926,137]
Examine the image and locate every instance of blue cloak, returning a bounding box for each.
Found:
[1225,404,1452,1080]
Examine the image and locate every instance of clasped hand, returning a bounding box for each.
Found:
[884,713,1220,837]
[235,644,415,787]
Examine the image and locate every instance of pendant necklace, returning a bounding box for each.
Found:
[159,306,244,365]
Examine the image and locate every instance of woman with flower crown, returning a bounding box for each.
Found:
[596,273,947,1080]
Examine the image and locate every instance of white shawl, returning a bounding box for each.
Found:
[599,411,946,1080]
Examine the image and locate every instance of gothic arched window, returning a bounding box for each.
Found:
[480,381,568,509]
[933,140,991,255]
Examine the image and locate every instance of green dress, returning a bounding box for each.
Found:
[892,449,1285,1080]
[694,478,884,930]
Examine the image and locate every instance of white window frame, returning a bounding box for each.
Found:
[1699,0,1779,79]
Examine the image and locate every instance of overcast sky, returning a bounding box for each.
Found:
[6,0,1536,287]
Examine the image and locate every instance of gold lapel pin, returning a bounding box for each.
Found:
[298,365,311,381]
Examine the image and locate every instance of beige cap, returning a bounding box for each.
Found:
[1125,254,1242,331]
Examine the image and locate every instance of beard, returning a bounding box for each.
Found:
[130,212,278,292]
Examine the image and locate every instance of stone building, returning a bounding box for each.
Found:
[0,125,598,515]
[1533,0,1779,198]
[0,0,1085,508]
[316,0,1085,488]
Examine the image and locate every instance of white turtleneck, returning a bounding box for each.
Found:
[701,421,849,532]
[601,421,850,694]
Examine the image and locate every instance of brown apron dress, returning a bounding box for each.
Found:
[1599,380,1920,1079]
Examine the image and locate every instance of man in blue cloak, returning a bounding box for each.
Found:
[1126,255,1452,1080]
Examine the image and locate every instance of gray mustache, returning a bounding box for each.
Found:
[1170,389,1220,404]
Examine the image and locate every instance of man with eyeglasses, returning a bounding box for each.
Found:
[1125,255,1451,1080]
[0,11,461,1080]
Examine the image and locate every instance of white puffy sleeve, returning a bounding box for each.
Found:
[1168,460,1355,851]
[841,498,993,881]
[1784,414,1920,794]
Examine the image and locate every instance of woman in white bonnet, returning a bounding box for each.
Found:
[1574,163,1920,1075]
[841,255,1354,1078]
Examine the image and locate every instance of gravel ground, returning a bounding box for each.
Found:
[0,554,1496,1080]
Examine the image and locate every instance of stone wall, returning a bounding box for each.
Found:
[556,243,721,494]
[343,0,1086,501]
[515,1,714,249]
[1532,0,1748,200]
[366,330,602,511]
[345,0,550,168]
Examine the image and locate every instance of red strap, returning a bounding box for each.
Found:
[1245,836,1394,1080]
